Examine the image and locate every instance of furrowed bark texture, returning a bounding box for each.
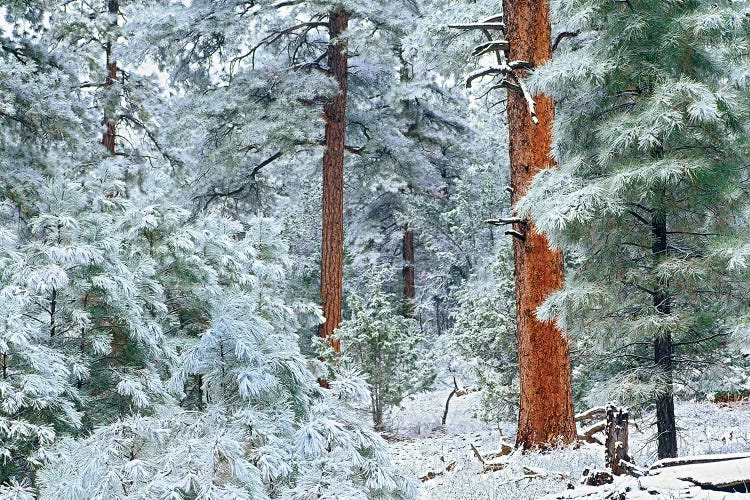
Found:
[652,211,677,459]
[318,9,349,354]
[502,0,577,448]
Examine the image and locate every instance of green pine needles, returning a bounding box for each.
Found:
[524,0,750,458]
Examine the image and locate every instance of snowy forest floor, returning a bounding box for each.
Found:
[385,389,750,499]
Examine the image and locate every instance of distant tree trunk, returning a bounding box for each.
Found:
[502,0,577,448]
[319,9,349,353]
[652,210,678,459]
[102,0,128,359]
[402,227,415,315]
[102,0,118,155]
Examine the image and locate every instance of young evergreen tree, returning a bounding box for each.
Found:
[334,266,433,430]
[37,216,416,498]
[524,0,750,458]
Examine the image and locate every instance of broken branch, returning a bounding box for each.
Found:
[486,217,526,226]
[505,230,526,241]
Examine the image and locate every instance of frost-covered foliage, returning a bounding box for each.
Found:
[1,0,417,497]
[334,267,434,430]
[450,250,517,422]
[523,0,750,416]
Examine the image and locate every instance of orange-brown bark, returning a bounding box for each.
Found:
[319,9,349,354]
[502,0,577,448]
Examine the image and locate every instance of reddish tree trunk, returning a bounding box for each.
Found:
[318,9,349,353]
[502,0,577,448]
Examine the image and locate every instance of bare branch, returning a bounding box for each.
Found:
[486,217,526,226]
[552,31,579,52]
[505,229,526,241]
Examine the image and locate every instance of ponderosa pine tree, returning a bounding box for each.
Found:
[502,0,577,449]
[524,0,750,459]
[319,8,348,353]
[455,0,576,447]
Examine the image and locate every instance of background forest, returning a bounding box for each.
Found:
[1,0,750,498]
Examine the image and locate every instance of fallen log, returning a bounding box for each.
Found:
[419,460,456,482]
[575,406,606,423]
[470,443,507,472]
[577,420,605,444]
[650,451,750,470]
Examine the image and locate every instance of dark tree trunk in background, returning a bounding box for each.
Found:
[502,0,577,449]
[319,9,349,353]
[402,227,415,315]
[652,210,678,459]
[102,0,118,155]
[103,0,127,358]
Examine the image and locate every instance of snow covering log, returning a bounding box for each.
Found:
[650,451,750,470]
[575,406,607,423]
[577,420,605,444]
[647,456,750,492]
[618,460,645,477]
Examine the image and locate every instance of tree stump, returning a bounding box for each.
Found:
[605,404,630,475]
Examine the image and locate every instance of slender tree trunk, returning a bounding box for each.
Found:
[102,0,118,155]
[502,0,577,448]
[402,227,415,315]
[103,0,127,358]
[397,47,416,317]
[319,9,349,353]
[652,210,678,458]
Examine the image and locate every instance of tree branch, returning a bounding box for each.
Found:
[552,31,579,52]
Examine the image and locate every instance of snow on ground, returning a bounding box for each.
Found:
[386,390,750,499]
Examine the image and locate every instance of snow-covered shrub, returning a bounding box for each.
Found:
[335,266,434,430]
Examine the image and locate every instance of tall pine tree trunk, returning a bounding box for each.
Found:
[652,209,678,458]
[502,0,577,448]
[319,9,349,353]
